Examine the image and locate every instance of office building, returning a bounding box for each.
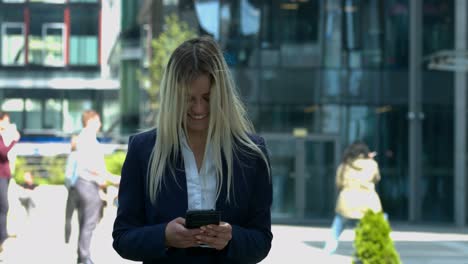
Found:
[0,0,119,137]
[116,0,467,226]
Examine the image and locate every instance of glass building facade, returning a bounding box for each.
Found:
[0,0,118,135]
[137,0,465,225]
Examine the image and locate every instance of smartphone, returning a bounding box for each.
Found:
[185,209,221,229]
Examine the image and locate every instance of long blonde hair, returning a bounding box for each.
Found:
[148,36,269,203]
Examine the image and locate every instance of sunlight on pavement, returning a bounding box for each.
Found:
[2,184,468,264]
[1,183,134,264]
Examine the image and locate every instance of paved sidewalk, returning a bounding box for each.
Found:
[272,224,468,264]
[1,184,468,263]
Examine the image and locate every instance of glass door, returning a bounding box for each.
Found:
[263,133,340,222]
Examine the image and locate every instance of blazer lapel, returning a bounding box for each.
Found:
[215,156,229,211]
[174,155,188,213]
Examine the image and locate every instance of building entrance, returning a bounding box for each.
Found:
[262,133,340,222]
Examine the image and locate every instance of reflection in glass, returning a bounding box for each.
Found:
[305,141,336,217]
[348,105,374,143]
[25,99,42,130]
[1,98,24,129]
[267,138,295,217]
[29,0,66,3]
[102,100,119,133]
[70,5,99,65]
[1,23,25,65]
[194,0,221,39]
[28,5,64,65]
[42,24,65,66]
[321,104,341,134]
[45,99,62,130]
[258,0,320,67]
[63,99,92,133]
[70,36,98,65]
[240,0,259,36]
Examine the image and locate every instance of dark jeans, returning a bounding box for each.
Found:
[0,178,10,245]
[65,186,80,243]
[75,178,102,263]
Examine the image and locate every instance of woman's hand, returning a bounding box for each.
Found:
[197,222,232,250]
[165,217,202,248]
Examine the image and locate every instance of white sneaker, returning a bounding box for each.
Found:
[323,239,338,255]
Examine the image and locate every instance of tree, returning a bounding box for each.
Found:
[145,14,197,124]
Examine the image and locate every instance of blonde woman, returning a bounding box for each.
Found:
[113,36,272,263]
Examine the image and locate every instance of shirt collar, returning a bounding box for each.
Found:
[179,130,212,160]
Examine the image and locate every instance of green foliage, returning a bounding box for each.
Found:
[13,151,127,185]
[353,210,401,264]
[147,13,197,116]
[105,151,126,176]
[13,156,27,185]
[42,155,67,185]
[13,155,66,185]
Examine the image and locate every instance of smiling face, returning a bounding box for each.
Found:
[186,74,211,138]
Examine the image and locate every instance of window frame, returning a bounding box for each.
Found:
[1,22,26,65]
[41,22,66,67]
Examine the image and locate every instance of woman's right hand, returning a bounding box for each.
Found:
[7,124,20,141]
[165,217,202,248]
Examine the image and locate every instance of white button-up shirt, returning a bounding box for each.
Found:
[75,128,107,184]
[180,133,217,210]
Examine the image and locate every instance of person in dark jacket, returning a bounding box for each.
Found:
[0,111,20,253]
[112,36,273,263]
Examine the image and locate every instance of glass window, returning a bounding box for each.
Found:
[25,99,42,130]
[43,24,65,66]
[277,0,319,44]
[384,0,409,67]
[69,0,98,2]
[28,5,64,65]
[1,98,24,130]
[377,106,409,220]
[322,0,343,68]
[257,1,321,67]
[347,105,376,144]
[102,99,119,134]
[321,104,342,134]
[62,99,92,133]
[194,0,221,40]
[205,0,261,67]
[421,106,454,222]
[69,5,99,65]
[44,99,62,130]
[422,0,454,55]
[29,0,66,3]
[342,0,384,68]
[1,23,25,65]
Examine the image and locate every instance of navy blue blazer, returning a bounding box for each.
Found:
[112,129,273,263]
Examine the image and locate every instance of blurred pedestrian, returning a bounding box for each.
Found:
[112,36,272,263]
[73,110,109,264]
[17,171,37,217]
[323,141,383,254]
[0,111,20,252]
[64,135,79,244]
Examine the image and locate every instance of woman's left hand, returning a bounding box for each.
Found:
[197,222,232,250]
